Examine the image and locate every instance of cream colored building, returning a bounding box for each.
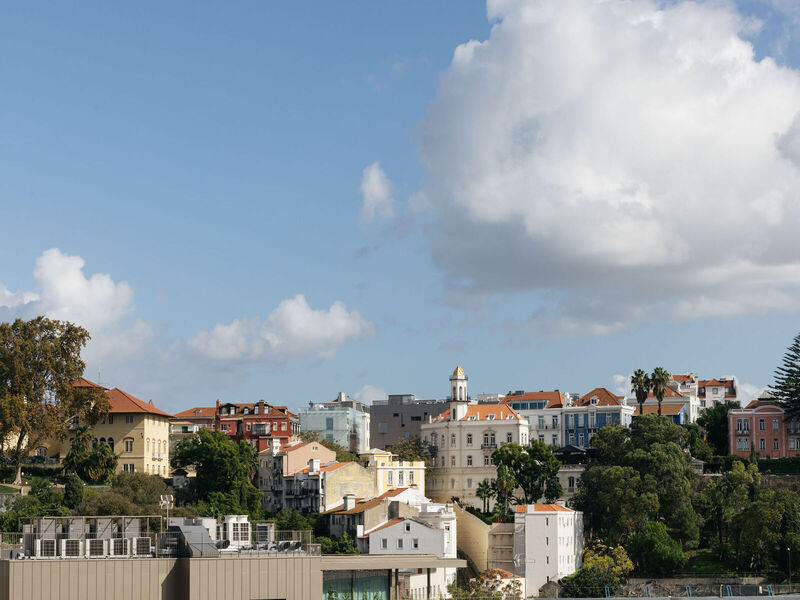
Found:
[421,368,528,509]
[360,448,426,498]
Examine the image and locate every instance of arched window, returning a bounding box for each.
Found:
[99,437,106,444]
[107,437,114,452]
[35,447,47,458]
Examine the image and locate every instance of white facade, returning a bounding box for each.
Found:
[513,504,583,595]
[505,391,564,447]
[298,392,371,453]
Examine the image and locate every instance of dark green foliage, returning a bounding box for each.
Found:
[771,331,800,418]
[631,369,651,416]
[683,423,714,462]
[172,429,261,516]
[83,490,136,516]
[651,367,671,416]
[274,507,313,531]
[627,521,688,575]
[63,473,84,510]
[386,437,430,467]
[317,532,359,554]
[300,431,359,462]
[492,441,562,504]
[63,426,118,483]
[110,472,171,512]
[697,402,741,456]
[561,567,621,598]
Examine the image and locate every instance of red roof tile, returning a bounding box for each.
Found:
[503,391,563,408]
[360,518,404,537]
[637,403,687,416]
[72,377,107,390]
[430,403,522,423]
[515,504,574,513]
[574,388,624,407]
[646,387,684,399]
[173,406,216,419]
[106,388,172,418]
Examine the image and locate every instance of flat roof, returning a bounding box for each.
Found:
[320,554,466,571]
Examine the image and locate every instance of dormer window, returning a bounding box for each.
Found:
[468,416,476,421]
[488,414,495,421]
[590,397,599,405]
[243,408,249,415]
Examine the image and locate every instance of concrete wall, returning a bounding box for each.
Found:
[487,522,514,574]
[453,502,490,573]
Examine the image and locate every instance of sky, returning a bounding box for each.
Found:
[2,0,800,414]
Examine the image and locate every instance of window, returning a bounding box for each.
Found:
[451,455,456,467]
[578,433,585,447]
[546,537,549,546]
[760,438,766,450]
[281,422,286,431]
[569,434,575,445]
[378,422,388,434]
[552,434,558,445]
[552,416,558,427]
[413,538,419,549]
[388,471,393,485]
[108,415,113,424]
[467,478,472,488]
[123,464,135,473]
[467,455,473,466]
[146,439,150,452]
[466,434,473,445]
[736,418,750,433]
[760,419,766,431]
[107,437,114,452]
[484,455,490,466]
[246,423,251,431]
[451,434,456,446]
[125,415,133,425]
[409,471,414,484]
[410,415,422,422]
[773,418,780,430]
[398,471,404,485]
[326,417,334,430]
[397,539,403,549]
[538,435,544,443]
[506,432,513,444]
[381,538,387,549]
[538,417,545,429]
[488,414,495,420]
[774,438,780,450]
[568,476,575,492]
[405,522,411,532]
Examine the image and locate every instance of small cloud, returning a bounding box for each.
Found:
[359,162,394,221]
[354,384,387,405]
[354,244,380,259]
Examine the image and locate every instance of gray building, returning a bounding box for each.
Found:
[369,394,450,449]
[299,392,371,453]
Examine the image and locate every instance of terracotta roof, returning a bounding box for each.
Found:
[323,496,384,515]
[573,388,624,407]
[290,461,350,476]
[173,406,216,419]
[378,487,409,498]
[699,379,732,388]
[515,504,574,513]
[503,391,563,409]
[72,377,107,390]
[637,403,687,416]
[106,388,172,417]
[483,569,520,580]
[429,403,522,424]
[361,518,404,537]
[645,387,684,399]
[672,374,695,384]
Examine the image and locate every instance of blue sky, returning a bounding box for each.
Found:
[2,1,800,413]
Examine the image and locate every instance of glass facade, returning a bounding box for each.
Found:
[323,570,389,600]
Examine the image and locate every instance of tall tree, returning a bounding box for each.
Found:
[696,401,740,456]
[386,437,431,467]
[476,479,493,513]
[771,331,800,419]
[493,464,516,517]
[492,441,562,504]
[0,317,108,483]
[650,367,671,417]
[631,369,651,416]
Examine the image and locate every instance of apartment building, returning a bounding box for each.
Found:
[216,400,300,451]
[513,504,583,594]
[562,388,634,448]
[299,392,371,453]
[699,378,738,407]
[257,440,336,512]
[421,392,528,509]
[360,448,427,498]
[504,390,564,447]
[728,391,800,459]
[370,394,450,449]
[283,460,377,513]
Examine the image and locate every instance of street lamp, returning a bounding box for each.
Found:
[788,547,792,591]
[160,494,174,524]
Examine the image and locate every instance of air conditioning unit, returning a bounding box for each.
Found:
[61,539,84,558]
[133,537,152,556]
[35,538,57,558]
[109,538,130,557]
[86,538,107,558]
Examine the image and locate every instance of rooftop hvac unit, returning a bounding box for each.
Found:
[35,538,57,558]
[86,538,107,558]
[109,538,130,557]
[61,539,84,558]
[133,537,152,556]
[122,517,140,538]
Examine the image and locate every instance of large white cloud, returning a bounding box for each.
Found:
[188,294,375,361]
[417,0,800,335]
[360,162,395,221]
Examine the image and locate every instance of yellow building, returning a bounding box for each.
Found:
[360,448,427,498]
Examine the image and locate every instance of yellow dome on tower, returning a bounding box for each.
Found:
[452,365,465,378]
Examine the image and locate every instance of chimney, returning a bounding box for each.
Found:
[556,499,566,507]
[338,392,346,403]
[308,458,321,474]
[344,494,357,511]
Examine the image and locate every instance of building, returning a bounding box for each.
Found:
[699,378,738,407]
[562,388,634,448]
[637,402,689,425]
[299,392,371,453]
[257,440,336,512]
[504,390,564,447]
[172,406,216,431]
[369,394,450,449]
[361,448,427,498]
[216,400,300,451]
[283,460,377,513]
[728,391,800,459]
[513,504,583,594]
[421,371,528,509]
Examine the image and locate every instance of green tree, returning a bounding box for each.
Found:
[561,567,620,598]
[317,532,359,554]
[476,479,493,513]
[300,430,359,462]
[583,543,633,583]
[683,423,714,461]
[771,331,800,418]
[84,490,136,516]
[494,464,516,517]
[85,441,117,483]
[0,317,109,483]
[492,441,562,503]
[274,507,312,531]
[172,429,261,515]
[386,437,430,467]
[631,369,651,416]
[63,473,85,510]
[626,521,688,576]
[697,401,740,456]
[111,472,171,512]
[650,367,671,417]
[728,498,783,572]
[63,427,118,483]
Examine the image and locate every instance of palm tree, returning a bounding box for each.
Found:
[476,479,493,514]
[494,464,516,517]
[631,369,651,416]
[650,367,671,417]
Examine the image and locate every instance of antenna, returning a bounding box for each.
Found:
[160,494,174,523]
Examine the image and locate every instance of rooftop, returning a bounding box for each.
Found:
[428,403,523,424]
[106,388,172,417]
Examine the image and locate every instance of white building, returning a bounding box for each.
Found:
[298,392,371,453]
[698,378,737,408]
[504,390,564,447]
[513,504,583,594]
[421,367,528,509]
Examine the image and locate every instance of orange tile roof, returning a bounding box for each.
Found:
[323,496,385,515]
[672,374,695,383]
[173,406,216,419]
[429,403,522,423]
[483,568,521,580]
[360,518,404,537]
[515,503,574,513]
[699,379,730,387]
[72,377,107,390]
[637,403,687,416]
[378,487,409,498]
[574,388,624,407]
[290,461,350,476]
[106,388,172,417]
[503,391,563,408]
[646,387,684,399]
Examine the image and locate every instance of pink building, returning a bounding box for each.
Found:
[728,393,800,459]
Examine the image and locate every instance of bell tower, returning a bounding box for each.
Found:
[449,365,468,401]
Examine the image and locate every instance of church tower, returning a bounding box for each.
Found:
[449,365,468,402]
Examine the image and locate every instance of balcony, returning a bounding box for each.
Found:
[481,443,497,450]
[736,429,750,435]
